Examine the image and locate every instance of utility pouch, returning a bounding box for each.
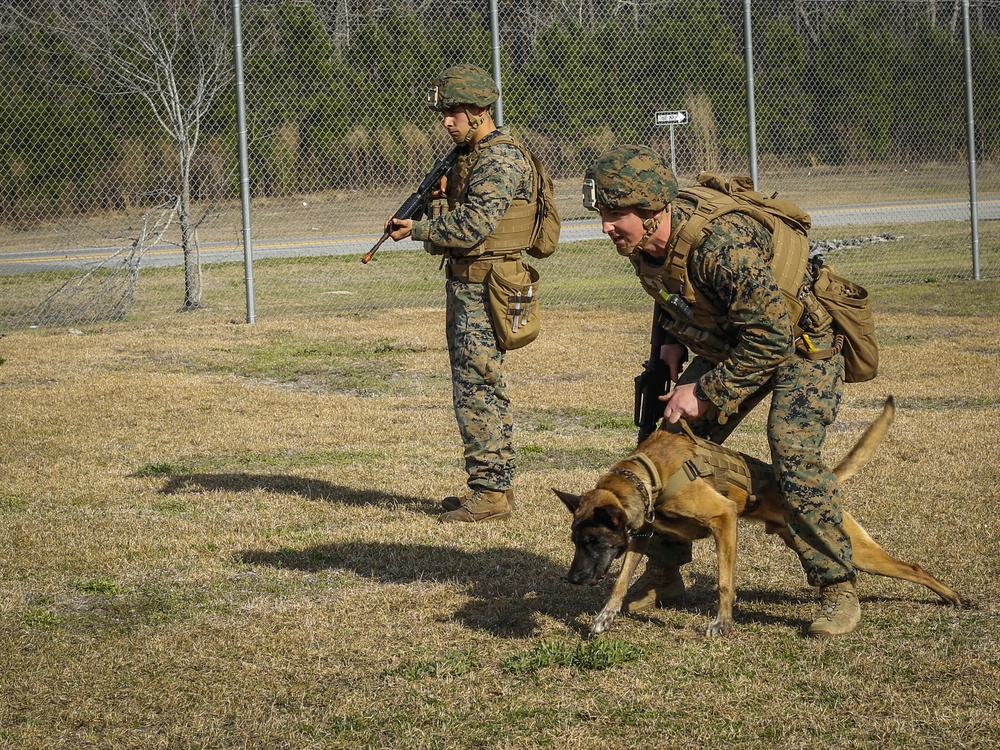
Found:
[485,260,540,350]
[423,197,450,256]
[811,265,879,382]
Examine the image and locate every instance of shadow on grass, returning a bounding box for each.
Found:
[673,573,965,634]
[623,570,817,633]
[239,541,599,639]
[157,473,439,515]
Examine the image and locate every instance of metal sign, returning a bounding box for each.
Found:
[655,110,689,126]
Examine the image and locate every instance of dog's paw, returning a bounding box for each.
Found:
[705,617,733,638]
[592,609,617,635]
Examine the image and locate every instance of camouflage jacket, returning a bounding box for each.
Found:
[410,126,534,252]
[632,196,796,420]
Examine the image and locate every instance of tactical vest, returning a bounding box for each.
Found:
[446,133,538,256]
[625,420,776,518]
[674,420,776,513]
[631,173,827,364]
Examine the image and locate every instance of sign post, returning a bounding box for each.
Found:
[654,110,689,175]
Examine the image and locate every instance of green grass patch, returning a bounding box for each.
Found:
[502,638,646,674]
[390,649,480,681]
[524,406,637,433]
[0,491,27,512]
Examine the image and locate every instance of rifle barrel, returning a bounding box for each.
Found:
[361,231,391,264]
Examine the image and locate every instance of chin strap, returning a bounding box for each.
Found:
[617,210,666,258]
[461,106,483,145]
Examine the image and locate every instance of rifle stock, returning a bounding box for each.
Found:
[361,148,459,264]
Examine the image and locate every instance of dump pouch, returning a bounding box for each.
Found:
[485,259,541,350]
[811,265,879,382]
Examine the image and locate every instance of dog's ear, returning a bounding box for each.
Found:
[593,504,628,533]
[552,488,581,513]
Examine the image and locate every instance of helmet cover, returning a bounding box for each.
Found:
[583,145,678,212]
[427,64,499,111]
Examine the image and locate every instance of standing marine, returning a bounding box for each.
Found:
[583,144,860,636]
[387,64,547,524]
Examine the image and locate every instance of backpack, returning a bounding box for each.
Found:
[667,172,878,382]
[810,263,879,382]
[523,148,561,259]
[667,173,811,320]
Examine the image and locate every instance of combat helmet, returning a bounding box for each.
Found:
[427,64,499,112]
[583,145,678,213]
[583,145,678,256]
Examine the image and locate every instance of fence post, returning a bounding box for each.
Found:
[489,0,504,127]
[962,0,981,280]
[232,0,256,323]
[743,0,758,189]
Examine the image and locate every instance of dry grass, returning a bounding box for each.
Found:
[1,281,998,748]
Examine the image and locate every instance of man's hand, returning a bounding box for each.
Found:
[660,342,687,383]
[385,217,414,241]
[659,382,709,424]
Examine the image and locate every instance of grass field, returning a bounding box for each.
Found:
[1,278,998,748]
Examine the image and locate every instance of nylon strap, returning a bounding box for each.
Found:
[664,184,810,312]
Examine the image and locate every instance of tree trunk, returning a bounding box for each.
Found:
[178,141,201,311]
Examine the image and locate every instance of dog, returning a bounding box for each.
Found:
[554,396,967,637]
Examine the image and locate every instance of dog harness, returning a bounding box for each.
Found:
[614,421,775,536]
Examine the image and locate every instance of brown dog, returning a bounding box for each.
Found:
[554,396,966,637]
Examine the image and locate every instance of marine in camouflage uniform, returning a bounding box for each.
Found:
[387,64,536,524]
[583,145,861,636]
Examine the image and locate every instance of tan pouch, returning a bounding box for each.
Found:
[423,197,450,256]
[812,265,879,383]
[485,260,540,350]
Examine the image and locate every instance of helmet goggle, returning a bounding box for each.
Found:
[582,178,598,211]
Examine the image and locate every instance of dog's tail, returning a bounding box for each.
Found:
[833,396,895,483]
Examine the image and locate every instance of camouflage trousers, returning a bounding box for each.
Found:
[648,330,855,587]
[446,276,514,492]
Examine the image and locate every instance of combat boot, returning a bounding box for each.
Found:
[438,489,512,524]
[807,580,861,637]
[622,564,685,614]
[441,489,515,512]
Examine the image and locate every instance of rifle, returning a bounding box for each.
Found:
[361,148,459,264]
[634,302,682,444]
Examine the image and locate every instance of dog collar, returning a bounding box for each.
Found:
[610,451,664,528]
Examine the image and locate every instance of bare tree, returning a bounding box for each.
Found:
[38,0,232,311]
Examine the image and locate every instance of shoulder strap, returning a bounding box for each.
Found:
[665,186,744,303]
[665,180,810,305]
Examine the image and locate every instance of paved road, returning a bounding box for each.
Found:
[2,196,997,274]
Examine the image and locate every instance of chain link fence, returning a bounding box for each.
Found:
[1,0,998,331]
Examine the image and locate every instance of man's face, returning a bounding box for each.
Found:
[442,106,473,144]
[599,208,647,252]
